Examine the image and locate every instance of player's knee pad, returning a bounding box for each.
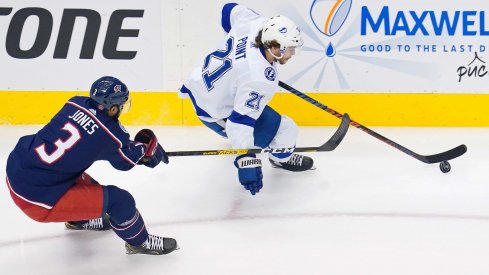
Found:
[268,115,299,162]
[105,185,136,224]
[254,106,282,148]
[270,115,298,148]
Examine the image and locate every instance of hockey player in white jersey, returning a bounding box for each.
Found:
[179,3,313,195]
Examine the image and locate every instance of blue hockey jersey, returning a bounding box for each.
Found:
[6,96,146,209]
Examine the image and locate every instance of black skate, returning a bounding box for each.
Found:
[269,153,315,172]
[125,234,179,255]
[65,214,111,231]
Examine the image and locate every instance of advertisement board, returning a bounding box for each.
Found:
[0,0,163,91]
[0,0,487,126]
[232,0,489,93]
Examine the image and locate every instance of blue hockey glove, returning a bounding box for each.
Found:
[135,129,169,168]
[234,154,263,195]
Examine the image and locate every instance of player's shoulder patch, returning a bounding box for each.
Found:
[264,67,276,81]
[118,121,128,134]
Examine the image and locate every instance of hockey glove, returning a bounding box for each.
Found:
[135,129,169,167]
[234,154,263,195]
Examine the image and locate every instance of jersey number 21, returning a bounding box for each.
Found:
[202,37,234,91]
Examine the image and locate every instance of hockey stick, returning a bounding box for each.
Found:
[279,81,467,164]
[166,113,350,157]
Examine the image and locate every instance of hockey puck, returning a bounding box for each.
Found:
[439,161,451,173]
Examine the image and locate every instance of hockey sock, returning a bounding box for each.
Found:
[105,185,148,246]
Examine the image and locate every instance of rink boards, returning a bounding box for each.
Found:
[1,91,488,126]
[0,0,488,126]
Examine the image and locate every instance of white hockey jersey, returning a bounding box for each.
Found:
[180,4,279,149]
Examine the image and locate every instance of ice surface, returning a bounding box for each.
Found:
[1,126,488,275]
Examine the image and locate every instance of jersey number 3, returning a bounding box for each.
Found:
[35,123,81,164]
[202,37,234,91]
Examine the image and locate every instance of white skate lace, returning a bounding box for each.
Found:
[82,217,104,230]
[143,235,164,251]
[287,154,303,166]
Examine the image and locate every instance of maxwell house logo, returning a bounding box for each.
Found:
[310,0,353,37]
[310,0,353,57]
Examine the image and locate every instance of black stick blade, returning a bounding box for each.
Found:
[418,144,467,164]
[319,113,350,151]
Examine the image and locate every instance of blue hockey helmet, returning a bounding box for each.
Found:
[90,76,131,116]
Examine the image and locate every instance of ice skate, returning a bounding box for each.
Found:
[269,153,315,172]
[65,214,111,231]
[125,234,179,255]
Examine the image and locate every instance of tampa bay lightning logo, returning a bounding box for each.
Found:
[264,67,276,81]
[279,27,288,34]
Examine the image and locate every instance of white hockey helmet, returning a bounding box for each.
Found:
[261,15,304,51]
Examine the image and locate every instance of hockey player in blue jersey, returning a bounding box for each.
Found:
[6,76,178,255]
[180,3,313,196]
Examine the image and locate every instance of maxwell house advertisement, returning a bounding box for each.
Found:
[0,0,487,94]
[270,0,489,93]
